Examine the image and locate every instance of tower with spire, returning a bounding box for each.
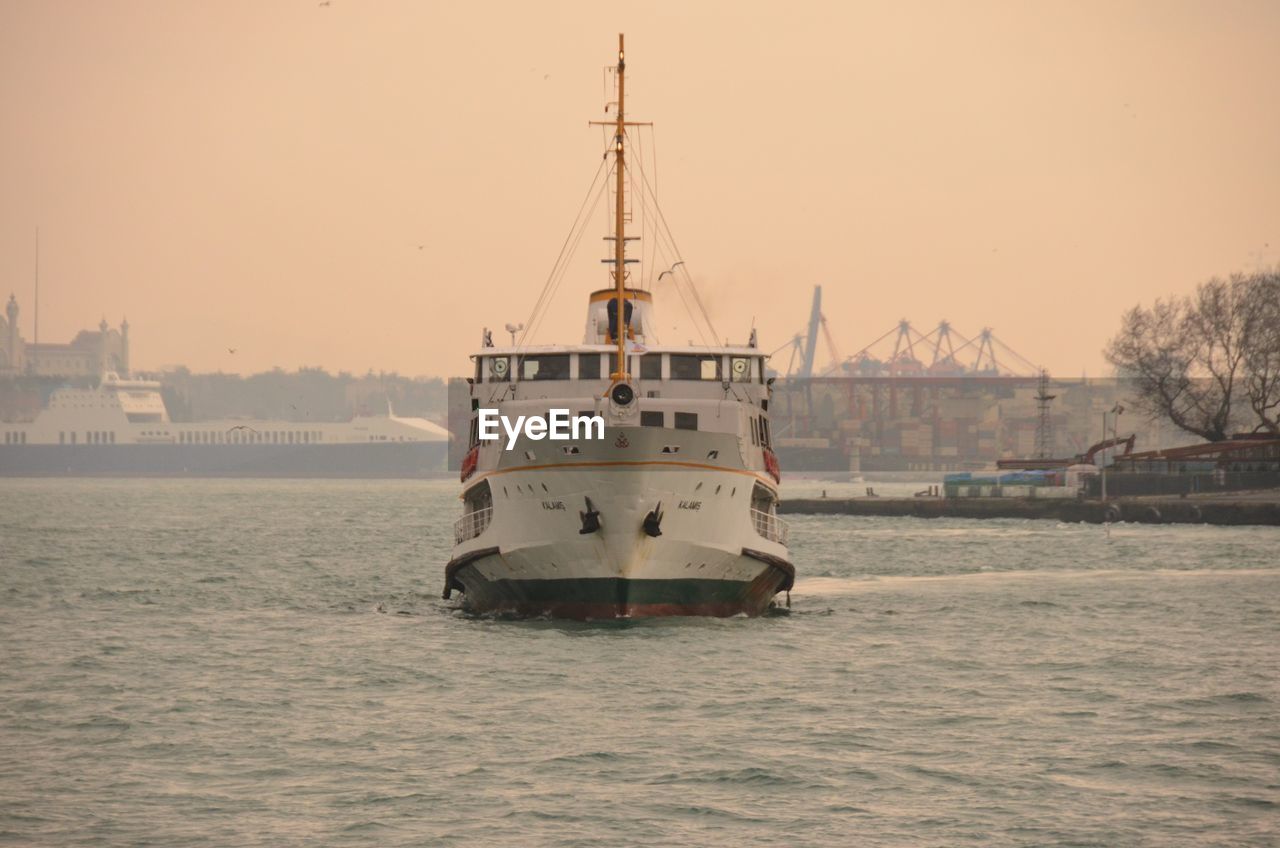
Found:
[3,294,18,372]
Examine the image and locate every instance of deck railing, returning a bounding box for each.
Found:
[750,508,789,546]
[454,506,493,544]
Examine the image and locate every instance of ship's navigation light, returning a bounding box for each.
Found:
[610,383,635,406]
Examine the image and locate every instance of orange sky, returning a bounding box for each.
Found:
[2,0,1277,378]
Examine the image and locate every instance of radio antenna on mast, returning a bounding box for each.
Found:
[34,226,40,349]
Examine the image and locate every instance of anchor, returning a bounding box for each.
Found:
[579,496,602,535]
[642,502,663,537]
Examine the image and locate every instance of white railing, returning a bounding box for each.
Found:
[454,506,493,544]
[750,508,789,546]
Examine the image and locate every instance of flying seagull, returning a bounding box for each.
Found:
[227,425,259,434]
[228,348,237,354]
[657,261,686,281]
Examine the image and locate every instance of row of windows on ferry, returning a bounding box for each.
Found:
[47,430,330,445]
[474,353,767,383]
[177,430,325,444]
[56,431,116,444]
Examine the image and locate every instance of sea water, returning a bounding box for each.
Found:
[1,479,1277,846]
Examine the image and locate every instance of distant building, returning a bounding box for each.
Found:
[1,294,130,377]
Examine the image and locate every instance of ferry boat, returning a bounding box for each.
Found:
[0,372,448,477]
[444,36,794,618]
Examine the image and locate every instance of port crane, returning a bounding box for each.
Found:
[771,285,844,379]
[772,285,1041,380]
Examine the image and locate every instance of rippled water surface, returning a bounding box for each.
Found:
[2,479,1278,846]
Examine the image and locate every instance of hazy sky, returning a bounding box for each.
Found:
[2,0,1277,378]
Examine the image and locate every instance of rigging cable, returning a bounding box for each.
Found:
[514,138,612,351]
[629,155,720,343]
[626,155,720,346]
[623,158,716,348]
[524,163,614,350]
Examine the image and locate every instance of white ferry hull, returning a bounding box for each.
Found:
[446,461,793,618]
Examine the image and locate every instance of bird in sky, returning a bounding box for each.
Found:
[228,348,237,354]
[657,261,685,281]
[227,425,259,434]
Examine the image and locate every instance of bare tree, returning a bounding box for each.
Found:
[1106,270,1280,441]
[1243,272,1280,434]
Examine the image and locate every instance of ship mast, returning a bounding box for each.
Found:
[611,33,628,381]
[589,34,650,381]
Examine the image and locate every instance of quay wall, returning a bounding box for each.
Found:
[779,497,1280,526]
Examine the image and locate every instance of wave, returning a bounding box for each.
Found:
[795,568,1280,596]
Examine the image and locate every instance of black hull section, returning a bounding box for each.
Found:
[0,443,448,478]
[446,555,792,620]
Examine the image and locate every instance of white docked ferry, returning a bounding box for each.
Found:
[0,373,449,477]
[444,37,793,618]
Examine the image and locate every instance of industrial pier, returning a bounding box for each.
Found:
[780,494,1280,526]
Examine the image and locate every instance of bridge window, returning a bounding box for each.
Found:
[670,355,721,381]
[640,355,662,380]
[519,354,571,381]
[641,411,664,427]
[675,412,698,431]
[577,354,601,380]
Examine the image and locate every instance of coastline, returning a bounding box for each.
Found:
[780,491,1280,526]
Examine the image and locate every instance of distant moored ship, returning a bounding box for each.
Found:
[0,372,449,477]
